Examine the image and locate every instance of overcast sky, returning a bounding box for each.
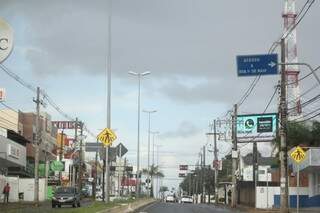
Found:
[1,0,320,189]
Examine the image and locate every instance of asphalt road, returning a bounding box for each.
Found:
[136,202,244,213]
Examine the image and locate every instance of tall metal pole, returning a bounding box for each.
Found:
[231,104,238,208]
[33,87,41,204]
[137,74,141,197]
[213,120,219,204]
[280,38,289,213]
[105,0,112,203]
[202,146,206,203]
[147,112,151,197]
[144,110,156,197]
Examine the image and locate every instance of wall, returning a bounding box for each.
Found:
[0,109,22,134]
[19,178,46,201]
[0,175,46,202]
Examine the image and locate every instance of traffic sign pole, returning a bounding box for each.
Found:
[297,164,300,213]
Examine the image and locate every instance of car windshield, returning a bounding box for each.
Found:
[55,187,75,194]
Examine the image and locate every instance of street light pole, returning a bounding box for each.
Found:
[143,110,157,197]
[128,71,151,197]
[105,0,112,203]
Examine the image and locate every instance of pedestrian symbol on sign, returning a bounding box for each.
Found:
[290,146,306,164]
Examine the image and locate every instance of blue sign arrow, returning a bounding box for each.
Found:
[236,54,278,76]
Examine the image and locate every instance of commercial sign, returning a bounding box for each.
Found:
[50,160,65,172]
[236,54,278,76]
[97,128,117,147]
[178,173,186,178]
[0,18,14,63]
[52,121,78,129]
[0,88,5,102]
[237,113,277,142]
[179,165,188,170]
[8,144,20,159]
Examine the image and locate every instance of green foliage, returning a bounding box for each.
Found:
[273,121,320,151]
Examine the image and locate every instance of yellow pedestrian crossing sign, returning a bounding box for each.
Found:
[97,128,117,147]
[290,146,306,164]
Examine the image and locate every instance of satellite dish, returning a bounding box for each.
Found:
[0,18,14,63]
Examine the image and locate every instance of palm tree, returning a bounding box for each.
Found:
[142,164,164,198]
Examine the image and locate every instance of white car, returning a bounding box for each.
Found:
[165,195,175,203]
[181,196,193,204]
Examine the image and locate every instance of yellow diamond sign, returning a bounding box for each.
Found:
[290,146,306,164]
[97,128,117,147]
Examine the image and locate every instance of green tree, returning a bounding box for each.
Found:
[142,165,164,198]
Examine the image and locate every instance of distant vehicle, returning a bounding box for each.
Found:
[165,195,175,203]
[81,186,90,197]
[180,195,193,204]
[52,187,81,208]
[95,187,103,200]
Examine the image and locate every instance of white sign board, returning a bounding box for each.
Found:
[0,18,13,63]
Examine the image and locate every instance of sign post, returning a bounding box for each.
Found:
[290,146,306,213]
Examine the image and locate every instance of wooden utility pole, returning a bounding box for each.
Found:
[213,120,219,204]
[231,104,238,208]
[280,38,289,213]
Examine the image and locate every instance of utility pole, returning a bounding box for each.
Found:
[72,117,78,187]
[202,145,206,203]
[33,87,43,204]
[253,141,258,207]
[213,120,219,205]
[93,139,99,198]
[78,122,84,193]
[231,104,238,208]
[59,128,64,185]
[280,38,289,213]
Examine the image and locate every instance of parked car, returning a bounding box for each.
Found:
[165,195,175,203]
[180,195,193,204]
[52,187,81,208]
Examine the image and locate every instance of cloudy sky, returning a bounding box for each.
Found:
[1,0,320,189]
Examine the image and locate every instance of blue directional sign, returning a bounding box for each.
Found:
[236,54,278,76]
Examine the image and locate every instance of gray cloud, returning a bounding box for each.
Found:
[1,0,320,108]
[160,120,200,139]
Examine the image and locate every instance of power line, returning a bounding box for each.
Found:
[0,64,96,138]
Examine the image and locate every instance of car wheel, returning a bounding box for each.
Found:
[72,202,76,208]
[77,202,81,207]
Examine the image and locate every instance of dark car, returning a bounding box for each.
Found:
[52,187,81,208]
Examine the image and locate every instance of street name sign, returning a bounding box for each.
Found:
[290,146,306,164]
[85,142,103,152]
[236,54,278,76]
[97,128,117,147]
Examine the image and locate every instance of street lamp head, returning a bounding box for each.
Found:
[141,71,151,76]
[128,71,138,76]
[143,109,157,114]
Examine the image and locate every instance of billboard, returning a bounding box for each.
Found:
[0,18,14,63]
[237,113,277,142]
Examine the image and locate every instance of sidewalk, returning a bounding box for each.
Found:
[227,204,320,213]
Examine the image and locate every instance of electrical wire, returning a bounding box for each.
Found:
[0,64,96,138]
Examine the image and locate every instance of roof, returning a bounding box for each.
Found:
[242,153,275,166]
